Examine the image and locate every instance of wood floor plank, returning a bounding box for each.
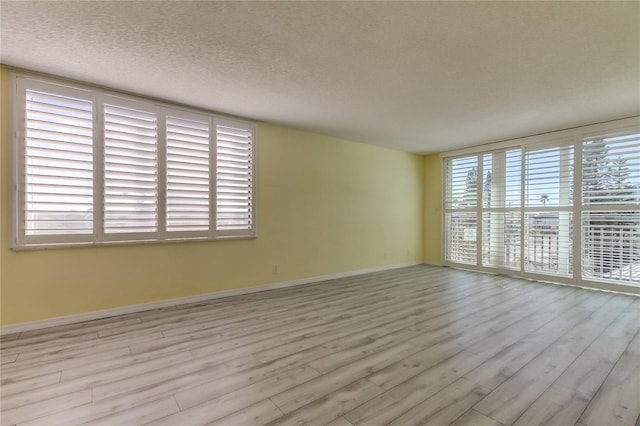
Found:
[343,348,486,426]
[1,389,92,425]
[1,319,142,352]
[149,366,318,425]
[578,330,640,426]
[204,400,284,426]
[10,331,160,367]
[0,266,636,426]
[60,345,194,381]
[0,353,18,365]
[270,341,421,414]
[1,351,193,411]
[267,378,384,426]
[1,347,132,384]
[0,371,61,400]
[0,333,22,342]
[450,409,505,426]
[91,352,259,401]
[511,385,592,426]
[79,397,180,426]
[13,315,140,341]
[387,377,491,426]
[323,417,355,426]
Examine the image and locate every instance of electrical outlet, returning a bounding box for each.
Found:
[272,264,279,274]
[384,252,388,259]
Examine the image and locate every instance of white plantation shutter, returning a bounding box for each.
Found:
[582,133,640,285]
[481,150,522,270]
[482,150,522,209]
[22,87,94,240]
[482,212,521,269]
[582,134,640,206]
[166,113,210,234]
[444,156,478,264]
[445,212,477,265]
[13,73,256,248]
[583,212,640,283]
[525,145,574,208]
[524,145,574,277]
[103,99,158,235]
[215,120,254,235]
[524,211,574,277]
[445,156,478,209]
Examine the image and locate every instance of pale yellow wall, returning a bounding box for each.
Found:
[0,67,425,326]
[423,154,442,265]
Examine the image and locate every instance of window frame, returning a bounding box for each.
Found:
[10,70,257,250]
[441,117,640,293]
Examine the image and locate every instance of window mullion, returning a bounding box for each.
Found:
[157,109,167,240]
[94,93,105,243]
[12,77,27,248]
[519,147,526,273]
[573,138,582,283]
[210,117,217,239]
[476,154,483,267]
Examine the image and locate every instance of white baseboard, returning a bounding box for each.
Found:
[0,262,423,336]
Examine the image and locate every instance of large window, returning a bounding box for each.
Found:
[11,73,255,249]
[444,120,640,289]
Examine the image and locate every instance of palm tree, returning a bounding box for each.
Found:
[540,194,549,206]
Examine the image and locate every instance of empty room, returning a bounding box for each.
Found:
[1,1,639,425]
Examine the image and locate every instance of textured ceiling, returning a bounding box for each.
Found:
[1,1,638,153]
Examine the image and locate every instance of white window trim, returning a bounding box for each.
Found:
[441,116,640,293]
[10,70,257,250]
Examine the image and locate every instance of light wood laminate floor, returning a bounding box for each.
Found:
[1,265,639,426]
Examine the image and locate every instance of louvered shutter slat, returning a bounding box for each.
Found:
[27,167,93,180]
[28,156,93,170]
[166,115,210,233]
[24,89,94,236]
[167,134,209,146]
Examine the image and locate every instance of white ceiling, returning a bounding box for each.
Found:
[1,1,638,154]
